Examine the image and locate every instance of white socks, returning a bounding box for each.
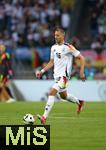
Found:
[66,93,80,105]
[43,94,79,119]
[43,96,55,118]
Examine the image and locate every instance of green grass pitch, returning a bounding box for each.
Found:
[0,101,106,150]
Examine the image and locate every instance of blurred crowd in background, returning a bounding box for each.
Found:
[83,0,106,80]
[0,0,71,47]
[0,0,106,80]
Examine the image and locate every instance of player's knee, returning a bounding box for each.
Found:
[48,90,56,96]
[48,89,57,96]
[48,91,55,96]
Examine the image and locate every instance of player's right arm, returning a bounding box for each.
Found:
[36,45,54,79]
[36,59,54,79]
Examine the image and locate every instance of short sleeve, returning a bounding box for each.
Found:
[50,46,54,59]
[72,49,80,57]
[66,44,80,57]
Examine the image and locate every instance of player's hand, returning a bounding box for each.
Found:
[80,71,86,81]
[35,70,43,79]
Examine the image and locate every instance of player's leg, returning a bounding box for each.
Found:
[5,86,13,98]
[58,76,84,113]
[2,77,15,103]
[1,86,10,101]
[0,77,9,102]
[37,87,58,124]
[3,77,14,98]
[60,91,79,104]
[43,88,57,118]
[59,91,84,113]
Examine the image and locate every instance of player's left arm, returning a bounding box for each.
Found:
[76,54,85,81]
[68,44,85,81]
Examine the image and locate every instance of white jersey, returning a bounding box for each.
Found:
[50,43,80,79]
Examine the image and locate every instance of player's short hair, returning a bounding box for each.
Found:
[55,27,65,35]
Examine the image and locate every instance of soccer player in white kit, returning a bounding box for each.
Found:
[36,27,85,124]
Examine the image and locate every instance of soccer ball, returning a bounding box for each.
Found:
[23,114,35,124]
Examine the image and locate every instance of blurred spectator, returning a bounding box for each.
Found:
[71,36,81,49]
[89,0,106,47]
[102,66,106,80]
[61,8,70,32]
[84,58,96,80]
[95,67,106,80]
[97,10,106,34]
[90,12,98,37]
[91,36,103,60]
[0,44,15,102]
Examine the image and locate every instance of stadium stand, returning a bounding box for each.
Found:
[0,0,105,80]
[0,0,73,78]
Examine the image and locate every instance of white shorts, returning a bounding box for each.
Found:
[52,76,68,93]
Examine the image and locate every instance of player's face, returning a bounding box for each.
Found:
[54,31,64,44]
